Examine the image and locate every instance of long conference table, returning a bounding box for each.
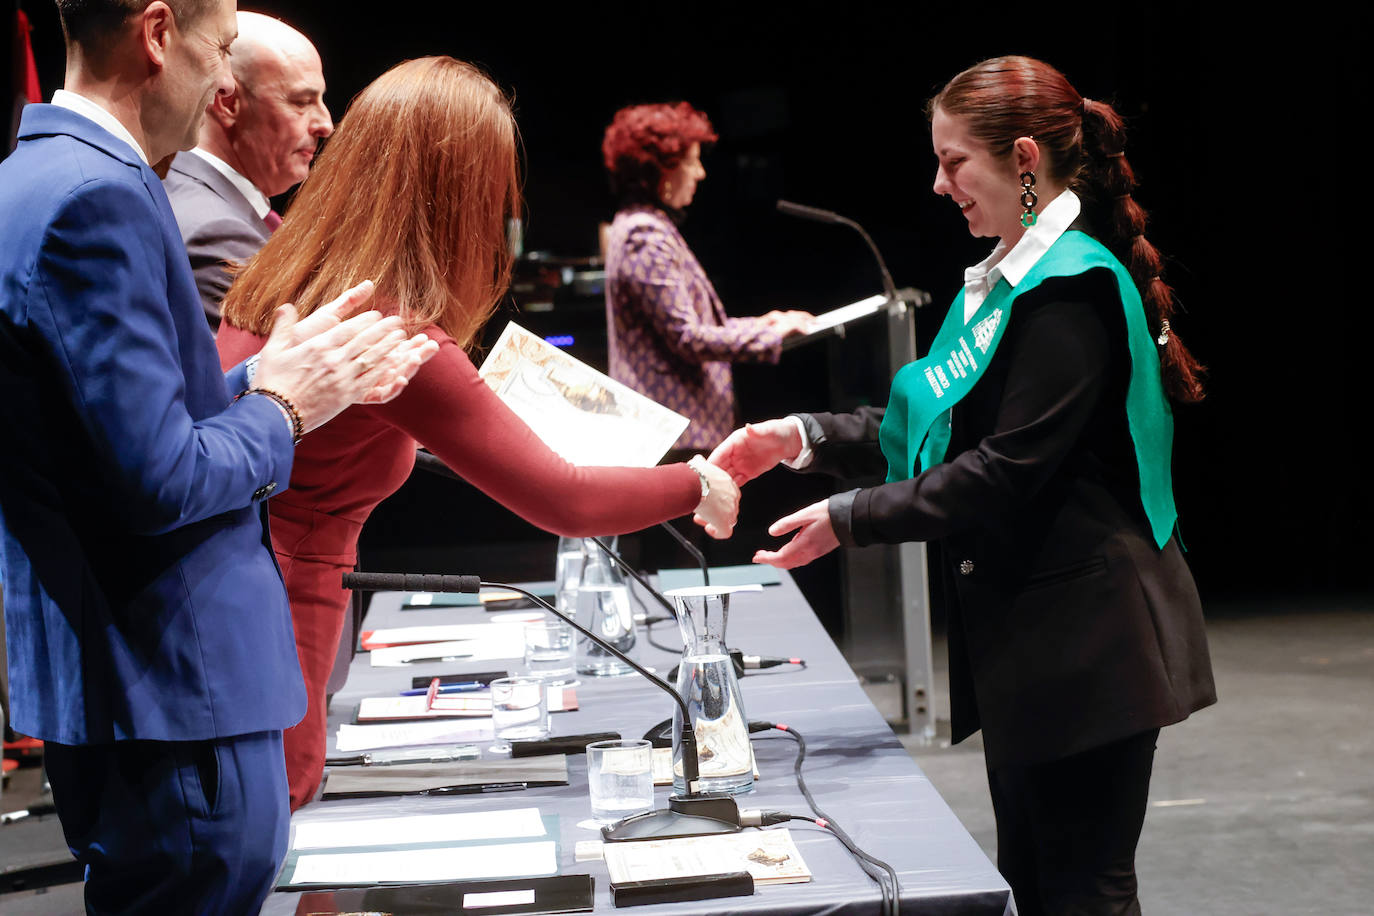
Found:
[261,569,1012,915]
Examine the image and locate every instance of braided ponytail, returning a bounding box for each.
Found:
[1079,98,1205,403]
[930,56,1205,404]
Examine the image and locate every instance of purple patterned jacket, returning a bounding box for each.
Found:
[605,205,782,449]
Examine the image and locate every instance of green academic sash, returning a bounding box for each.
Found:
[877,230,1177,549]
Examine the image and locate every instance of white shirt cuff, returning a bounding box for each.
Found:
[780,415,814,470]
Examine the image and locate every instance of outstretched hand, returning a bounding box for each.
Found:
[707,418,803,486]
[753,498,839,569]
[690,455,740,539]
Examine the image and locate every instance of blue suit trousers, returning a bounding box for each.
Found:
[45,730,289,915]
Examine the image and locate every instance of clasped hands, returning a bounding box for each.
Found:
[690,418,838,570]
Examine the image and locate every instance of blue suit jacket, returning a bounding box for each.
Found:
[0,104,306,744]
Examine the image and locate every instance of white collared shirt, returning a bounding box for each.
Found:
[50,89,149,165]
[962,189,1081,323]
[188,148,271,219]
[786,189,1084,470]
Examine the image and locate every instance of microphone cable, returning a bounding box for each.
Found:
[631,585,808,672]
[744,721,900,915]
[628,584,682,655]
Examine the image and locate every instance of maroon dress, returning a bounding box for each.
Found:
[605,205,783,449]
[218,324,699,809]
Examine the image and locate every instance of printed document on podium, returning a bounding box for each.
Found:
[478,322,687,466]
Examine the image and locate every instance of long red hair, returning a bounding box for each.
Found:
[222,56,521,348]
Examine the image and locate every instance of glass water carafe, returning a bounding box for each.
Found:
[571,537,636,677]
[554,535,585,595]
[666,586,755,795]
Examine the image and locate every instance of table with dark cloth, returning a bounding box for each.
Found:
[261,569,1011,915]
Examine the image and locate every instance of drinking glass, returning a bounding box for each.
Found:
[586,738,654,824]
[524,619,577,687]
[488,676,548,754]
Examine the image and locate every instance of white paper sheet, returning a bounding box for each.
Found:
[335,719,495,752]
[356,694,493,721]
[806,293,887,332]
[364,622,526,649]
[292,807,545,850]
[370,631,525,666]
[290,840,557,885]
[355,687,575,723]
[603,830,809,885]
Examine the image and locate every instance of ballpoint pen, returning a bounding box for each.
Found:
[399,681,485,696]
[403,652,474,663]
[426,782,527,796]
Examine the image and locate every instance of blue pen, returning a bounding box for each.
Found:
[399,682,485,696]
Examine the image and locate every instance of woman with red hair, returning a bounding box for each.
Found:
[711,57,1214,914]
[216,59,740,811]
[602,102,813,450]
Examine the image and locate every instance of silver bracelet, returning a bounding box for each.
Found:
[688,457,710,500]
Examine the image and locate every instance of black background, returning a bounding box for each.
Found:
[7,2,1370,605]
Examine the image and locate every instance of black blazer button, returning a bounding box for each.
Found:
[958,559,975,576]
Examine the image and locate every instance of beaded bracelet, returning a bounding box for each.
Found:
[236,387,304,444]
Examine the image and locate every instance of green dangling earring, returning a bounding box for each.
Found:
[1019,171,1038,228]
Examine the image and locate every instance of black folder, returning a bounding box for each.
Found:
[321,756,567,799]
[293,874,594,914]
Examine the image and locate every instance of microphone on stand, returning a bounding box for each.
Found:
[776,199,929,309]
[656,522,709,587]
[341,571,743,843]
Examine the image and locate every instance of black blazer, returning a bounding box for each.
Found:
[804,266,1216,769]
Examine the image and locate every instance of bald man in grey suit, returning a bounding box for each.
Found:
[164,12,331,330]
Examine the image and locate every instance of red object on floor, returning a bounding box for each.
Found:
[3,736,44,760]
[2,758,17,775]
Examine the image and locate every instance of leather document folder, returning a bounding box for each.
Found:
[321,756,568,799]
[293,874,594,914]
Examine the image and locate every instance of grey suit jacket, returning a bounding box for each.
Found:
[162,151,272,331]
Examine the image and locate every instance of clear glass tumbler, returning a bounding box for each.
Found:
[586,738,654,824]
[524,618,577,687]
[488,675,549,754]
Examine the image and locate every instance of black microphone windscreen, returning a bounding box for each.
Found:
[341,572,481,594]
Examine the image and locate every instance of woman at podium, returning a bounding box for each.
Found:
[710,56,1215,915]
[215,58,740,812]
[601,102,813,450]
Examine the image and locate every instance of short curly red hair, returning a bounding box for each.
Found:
[602,102,718,206]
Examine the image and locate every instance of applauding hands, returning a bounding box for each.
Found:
[254,280,439,434]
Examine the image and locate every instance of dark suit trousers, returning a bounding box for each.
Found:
[987,728,1159,916]
[45,730,289,915]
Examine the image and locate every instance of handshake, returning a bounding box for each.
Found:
[687,418,837,570]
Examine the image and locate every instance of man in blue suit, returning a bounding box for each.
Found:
[0,0,435,912]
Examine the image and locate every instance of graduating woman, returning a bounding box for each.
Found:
[710,56,1215,914]
[217,57,739,811]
